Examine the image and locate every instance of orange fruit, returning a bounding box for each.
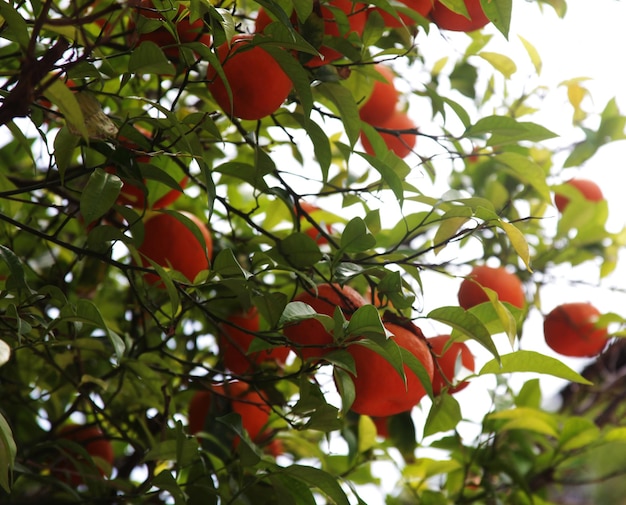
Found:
[543,302,609,358]
[207,34,293,120]
[137,211,212,285]
[188,381,271,445]
[429,0,489,32]
[360,109,418,159]
[219,307,290,374]
[554,178,604,212]
[458,265,525,310]
[53,424,114,486]
[358,64,399,126]
[428,334,475,395]
[346,321,434,417]
[283,283,366,360]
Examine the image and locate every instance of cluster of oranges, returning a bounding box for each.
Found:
[458,174,609,361]
[50,0,612,479]
[119,0,495,157]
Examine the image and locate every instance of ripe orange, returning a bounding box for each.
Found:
[429,0,489,32]
[368,0,433,28]
[543,302,609,357]
[347,321,434,417]
[219,307,290,375]
[137,211,212,284]
[458,265,525,310]
[428,335,475,395]
[188,381,271,446]
[283,283,366,360]
[53,424,114,486]
[207,34,293,120]
[554,178,604,212]
[358,64,399,126]
[298,201,333,245]
[360,109,418,159]
[129,0,211,61]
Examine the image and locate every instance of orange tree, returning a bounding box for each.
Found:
[1,0,626,503]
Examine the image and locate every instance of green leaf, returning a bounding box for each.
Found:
[340,217,376,253]
[128,41,176,75]
[479,350,593,385]
[433,208,472,254]
[293,113,331,180]
[487,407,559,437]
[277,232,323,269]
[44,79,88,139]
[80,168,123,225]
[449,61,478,99]
[151,469,188,504]
[428,306,499,360]
[357,415,377,454]
[0,245,30,292]
[252,292,288,329]
[269,473,317,505]
[76,299,126,361]
[519,35,542,74]
[478,52,516,78]
[334,366,356,413]
[53,126,79,180]
[498,220,532,271]
[264,43,313,119]
[345,305,386,339]
[357,147,408,205]
[495,151,552,202]
[423,390,462,438]
[481,0,512,38]
[212,249,251,279]
[0,412,15,492]
[316,82,361,147]
[214,161,270,191]
[0,1,30,49]
[282,465,351,505]
[558,417,600,452]
[466,115,557,146]
[279,301,334,333]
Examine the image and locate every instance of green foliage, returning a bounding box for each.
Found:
[0,0,625,503]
